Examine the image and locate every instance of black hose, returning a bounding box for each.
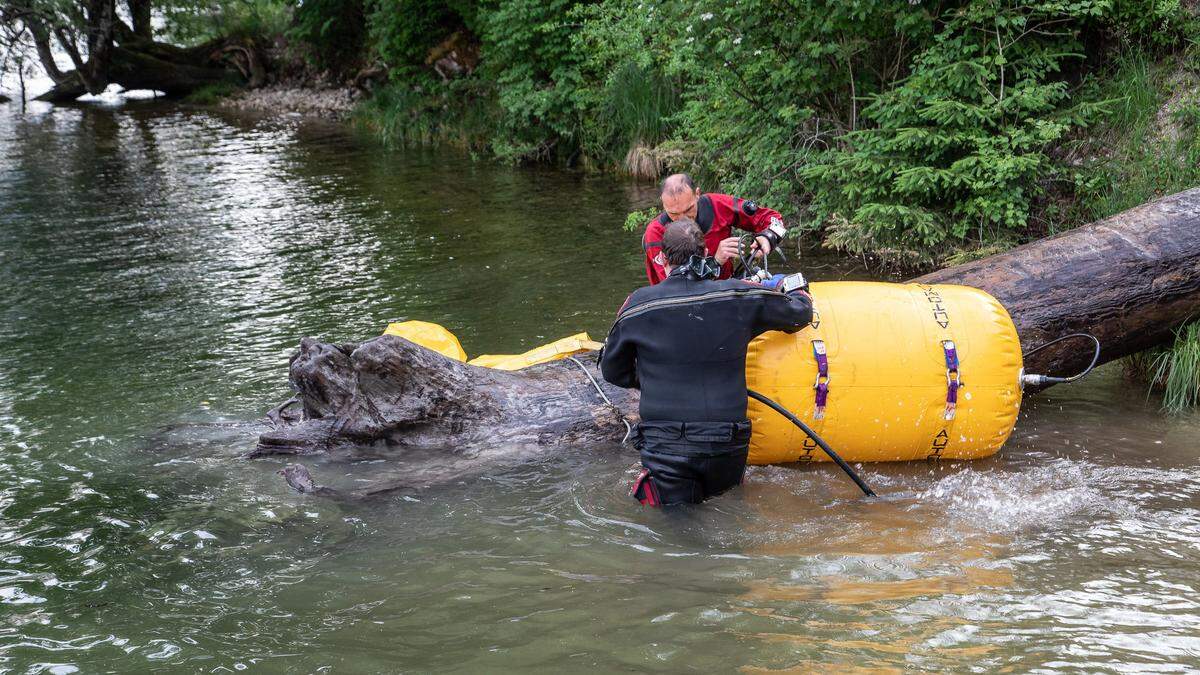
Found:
[1022,333,1102,385]
[732,234,784,280]
[747,388,877,497]
[732,234,758,280]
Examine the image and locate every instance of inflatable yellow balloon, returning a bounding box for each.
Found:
[745,282,1023,463]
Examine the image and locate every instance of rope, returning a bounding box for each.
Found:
[567,356,633,445]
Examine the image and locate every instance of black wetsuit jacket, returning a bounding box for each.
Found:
[599,268,814,423]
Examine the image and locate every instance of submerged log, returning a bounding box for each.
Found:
[257,188,1200,466]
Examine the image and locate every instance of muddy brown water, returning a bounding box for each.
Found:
[1,101,1198,672]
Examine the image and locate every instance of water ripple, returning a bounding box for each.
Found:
[0,103,1197,671]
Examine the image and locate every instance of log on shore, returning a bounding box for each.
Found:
[35,37,251,103]
[257,188,1200,461]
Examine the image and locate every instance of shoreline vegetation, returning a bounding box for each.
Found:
[190,2,1200,264]
[3,0,1198,410]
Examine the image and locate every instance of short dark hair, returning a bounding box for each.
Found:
[662,218,705,266]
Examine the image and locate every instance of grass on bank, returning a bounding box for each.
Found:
[352,80,504,155]
[1074,51,1200,223]
[1126,322,1200,415]
[184,81,241,105]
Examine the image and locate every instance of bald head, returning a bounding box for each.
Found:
[660,173,700,222]
[661,173,696,197]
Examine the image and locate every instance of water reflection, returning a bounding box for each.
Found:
[0,103,1198,672]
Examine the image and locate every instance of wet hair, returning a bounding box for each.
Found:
[660,173,696,197]
[662,218,705,266]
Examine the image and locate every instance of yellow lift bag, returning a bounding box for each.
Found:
[383,320,468,362]
[469,334,604,370]
[745,281,1023,463]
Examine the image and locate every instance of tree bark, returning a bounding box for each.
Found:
[257,188,1200,462]
[50,24,101,94]
[255,338,638,457]
[914,187,1200,383]
[82,0,116,94]
[127,0,150,39]
[24,16,68,83]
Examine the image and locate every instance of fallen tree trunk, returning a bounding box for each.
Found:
[915,189,1200,383]
[257,188,1200,464]
[35,36,251,103]
[255,338,638,456]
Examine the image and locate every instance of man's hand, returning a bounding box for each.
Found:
[751,235,772,259]
[713,236,741,265]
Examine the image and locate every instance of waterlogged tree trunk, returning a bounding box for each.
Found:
[24,16,67,83]
[83,0,117,94]
[35,40,246,102]
[916,188,1200,382]
[258,188,1200,464]
[256,337,638,457]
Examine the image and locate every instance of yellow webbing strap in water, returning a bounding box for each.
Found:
[383,321,601,371]
[469,334,603,370]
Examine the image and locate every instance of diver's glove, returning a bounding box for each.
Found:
[759,218,787,250]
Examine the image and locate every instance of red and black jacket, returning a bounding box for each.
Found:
[642,193,784,284]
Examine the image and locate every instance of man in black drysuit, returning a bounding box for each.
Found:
[600,218,813,506]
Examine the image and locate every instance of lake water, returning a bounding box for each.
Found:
[1,101,1198,672]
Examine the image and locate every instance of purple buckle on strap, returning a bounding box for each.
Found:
[812,340,829,419]
[943,340,962,420]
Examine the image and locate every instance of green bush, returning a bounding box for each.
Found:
[159,0,292,45]
[288,0,368,73]
[367,0,465,70]
[473,0,588,162]
[339,0,1200,265]
[803,0,1110,265]
[572,0,679,172]
[662,0,935,213]
[1104,0,1192,48]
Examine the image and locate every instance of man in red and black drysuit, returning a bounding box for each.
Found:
[602,218,812,506]
[642,173,788,284]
